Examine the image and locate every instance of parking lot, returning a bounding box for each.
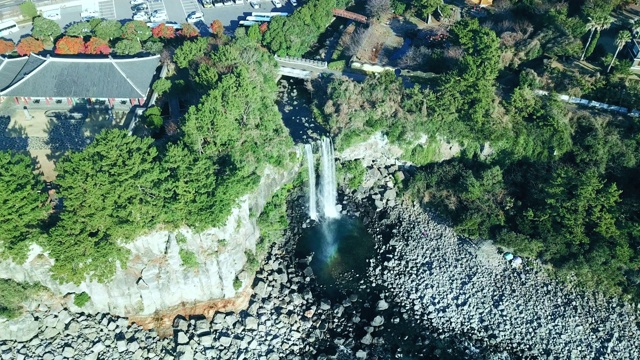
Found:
[2,0,298,42]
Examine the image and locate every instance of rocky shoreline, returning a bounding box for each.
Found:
[2,181,640,359]
[370,201,640,359]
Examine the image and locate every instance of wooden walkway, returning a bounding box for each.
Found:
[332,8,368,24]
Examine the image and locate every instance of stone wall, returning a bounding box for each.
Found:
[0,160,301,317]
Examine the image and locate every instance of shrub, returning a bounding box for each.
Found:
[233,277,242,291]
[179,249,198,269]
[328,60,346,71]
[73,292,91,307]
[338,160,365,190]
[0,279,48,319]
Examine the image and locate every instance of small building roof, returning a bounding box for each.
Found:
[0,54,161,99]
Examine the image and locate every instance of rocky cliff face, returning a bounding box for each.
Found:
[0,162,301,317]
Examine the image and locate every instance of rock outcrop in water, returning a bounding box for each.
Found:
[0,164,300,317]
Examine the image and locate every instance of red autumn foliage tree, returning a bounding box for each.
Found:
[85,37,111,54]
[152,24,176,39]
[209,20,223,37]
[16,37,45,56]
[0,39,15,54]
[54,36,85,55]
[178,23,200,38]
[259,22,268,34]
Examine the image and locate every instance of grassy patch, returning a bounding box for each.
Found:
[179,249,199,269]
[0,279,48,319]
[328,60,346,71]
[73,292,91,307]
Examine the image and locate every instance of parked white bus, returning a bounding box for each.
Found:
[0,20,19,37]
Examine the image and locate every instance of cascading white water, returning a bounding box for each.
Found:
[319,137,340,219]
[304,143,318,221]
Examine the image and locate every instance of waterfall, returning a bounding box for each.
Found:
[304,144,318,221]
[319,137,340,219]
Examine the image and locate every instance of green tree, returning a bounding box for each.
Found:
[247,24,262,42]
[0,152,47,263]
[65,21,93,37]
[46,130,168,284]
[121,20,152,43]
[19,1,37,20]
[152,78,171,96]
[414,0,441,23]
[94,19,122,40]
[173,37,208,68]
[607,30,631,73]
[143,106,163,131]
[580,14,613,61]
[263,0,336,56]
[32,17,62,43]
[114,38,142,55]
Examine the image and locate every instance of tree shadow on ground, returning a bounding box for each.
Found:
[0,115,29,152]
[44,105,119,164]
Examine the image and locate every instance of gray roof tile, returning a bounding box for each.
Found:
[1,55,160,99]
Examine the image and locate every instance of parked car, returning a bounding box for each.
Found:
[223,0,233,5]
[202,0,213,7]
[43,11,61,20]
[133,12,150,21]
[132,3,149,12]
[273,0,282,7]
[249,0,260,8]
[186,11,205,23]
[150,10,167,22]
[130,0,146,5]
[291,0,297,5]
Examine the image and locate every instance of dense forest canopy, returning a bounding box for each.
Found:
[0,38,293,284]
[316,0,640,299]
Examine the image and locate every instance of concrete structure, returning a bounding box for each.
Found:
[0,54,161,108]
[275,55,327,79]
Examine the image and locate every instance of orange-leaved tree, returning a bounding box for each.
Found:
[54,36,85,54]
[152,24,176,39]
[0,39,15,54]
[178,23,200,38]
[85,37,111,54]
[16,37,44,56]
[209,20,223,37]
[259,22,268,34]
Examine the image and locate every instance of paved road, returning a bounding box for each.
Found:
[1,0,298,41]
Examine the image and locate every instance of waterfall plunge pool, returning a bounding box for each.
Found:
[295,215,375,298]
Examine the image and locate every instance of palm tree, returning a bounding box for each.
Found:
[581,14,614,61]
[608,30,632,73]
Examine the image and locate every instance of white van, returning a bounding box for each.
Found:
[0,20,18,37]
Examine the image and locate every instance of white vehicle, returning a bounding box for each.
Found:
[249,0,260,8]
[223,0,233,5]
[272,0,282,7]
[186,11,205,23]
[0,20,18,37]
[133,12,150,21]
[214,1,224,7]
[130,0,146,5]
[291,0,297,5]
[43,10,61,20]
[150,10,167,22]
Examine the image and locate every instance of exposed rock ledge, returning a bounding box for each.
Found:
[0,161,301,317]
